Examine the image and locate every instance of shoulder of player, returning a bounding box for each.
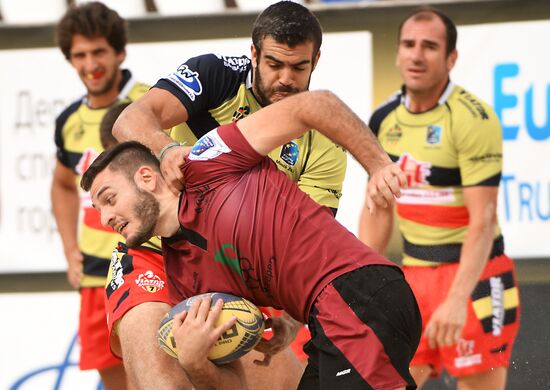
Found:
[369,91,402,135]
[55,97,84,130]
[447,84,498,123]
[187,53,251,76]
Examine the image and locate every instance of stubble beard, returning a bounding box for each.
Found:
[253,65,309,107]
[125,189,160,248]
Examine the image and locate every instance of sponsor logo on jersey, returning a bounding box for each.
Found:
[232,105,250,121]
[469,153,503,163]
[459,89,489,120]
[189,129,231,161]
[386,124,402,144]
[397,153,432,187]
[426,125,442,144]
[218,55,251,72]
[167,64,202,101]
[135,270,165,293]
[280,141,299,166]
[454,339,482,368]
[214,243,263,291]
[108,247,125,291]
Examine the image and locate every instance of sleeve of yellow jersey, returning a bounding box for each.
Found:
[297,130,347,212]
[454,101,503,186]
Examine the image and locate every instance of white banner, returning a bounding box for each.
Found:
[0,292,101,389]
[0,32,372,273]
[453,21,550,258]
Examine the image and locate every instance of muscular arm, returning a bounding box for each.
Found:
[113,88,188,154]
[238,90,407,209]
[51,160,82,288]
[114,88,192,192]
[425,186,498,348]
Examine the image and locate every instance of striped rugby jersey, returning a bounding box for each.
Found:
[370,82,504,266]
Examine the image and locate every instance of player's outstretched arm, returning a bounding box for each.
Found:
[237,90,407,211]
[113,88,191,193]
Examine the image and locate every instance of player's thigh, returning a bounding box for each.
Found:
[307,266,421,390]
[457,367,507,390]
[241,348,304,390]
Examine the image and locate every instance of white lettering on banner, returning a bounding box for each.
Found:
[454,20,550,258]
[15,90,66,132]
[501,175,550,222]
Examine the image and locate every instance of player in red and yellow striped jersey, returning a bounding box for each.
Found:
[359,7,519,390]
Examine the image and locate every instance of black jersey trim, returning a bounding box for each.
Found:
[387,153,462,186]
[368,94,401,136]
[83,254,111,277]
[403,235,504,263]
[465,172,502,187]
[54,99,83,167]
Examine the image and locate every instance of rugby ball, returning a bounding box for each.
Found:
[157,292,265,364]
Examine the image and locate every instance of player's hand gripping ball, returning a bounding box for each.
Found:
[157,292,265,364]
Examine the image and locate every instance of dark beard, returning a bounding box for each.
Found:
[253,65,304,107]
[125,189,160,248]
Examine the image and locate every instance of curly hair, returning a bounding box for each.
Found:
[56,1,127,60]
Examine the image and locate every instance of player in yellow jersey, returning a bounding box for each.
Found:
[359,7,520,390]
[51,2,149,388]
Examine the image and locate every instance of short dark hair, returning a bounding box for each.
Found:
[81,141,160,192]
[398,6,457,56]
[100,102,131,149]
[56,1,127,60]
[252,1,322,59]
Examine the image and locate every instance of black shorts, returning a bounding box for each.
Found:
[298,265,421,390]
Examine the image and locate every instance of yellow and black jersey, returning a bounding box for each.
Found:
[370,83,504,266]
[54,70,149,287]
[155,54,346,213]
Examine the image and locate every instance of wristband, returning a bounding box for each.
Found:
[157,142,186,161]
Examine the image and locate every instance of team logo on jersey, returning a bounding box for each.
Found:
[135,270,165,293]
[397,153,431,187]
[385,124,402,144]
[232,106,250,121]
[189,129,231,161]
[426,125,442,144]
[280,141,299,166]
[167,64,203,101]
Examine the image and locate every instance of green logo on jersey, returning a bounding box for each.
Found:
[214,244,244,283]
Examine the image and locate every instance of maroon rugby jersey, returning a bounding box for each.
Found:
[162,122,397,322]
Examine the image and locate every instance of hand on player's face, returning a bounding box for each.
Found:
[172,298,237,369]
[365,163,408,213]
